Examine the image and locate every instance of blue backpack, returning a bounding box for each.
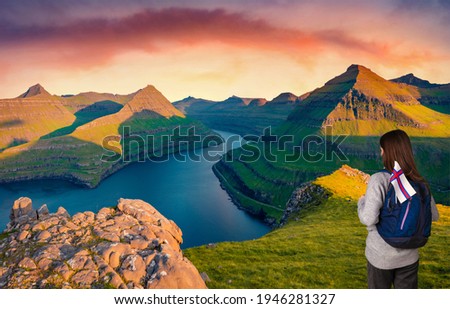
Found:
[376,170,432,249]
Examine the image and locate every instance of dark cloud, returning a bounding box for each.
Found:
[0,6,395,60]
[0,7,313,69]
[0,3,445,75]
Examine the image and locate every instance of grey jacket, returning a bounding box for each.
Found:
[357,172,439,270]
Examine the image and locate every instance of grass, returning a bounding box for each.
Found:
[41,100,123,139]
[184,167,450,288]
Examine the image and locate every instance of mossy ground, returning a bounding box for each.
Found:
[185,168,450,288]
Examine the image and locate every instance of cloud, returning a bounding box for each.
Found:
[2,6,441,73]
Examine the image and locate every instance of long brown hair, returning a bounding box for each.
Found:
[380,129,426,183]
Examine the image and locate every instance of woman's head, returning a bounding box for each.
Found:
[380,129,424,182]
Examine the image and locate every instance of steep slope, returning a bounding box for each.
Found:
[122,85,184,117]
[186,166,450,288]
[72,85,185,147]
[0,84,75,150]
[390,74,450,114]
[283,64,450,137]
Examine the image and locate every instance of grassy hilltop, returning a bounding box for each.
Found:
[185,166,450,288]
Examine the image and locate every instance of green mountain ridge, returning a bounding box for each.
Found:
[283,64,449,137]
[390,73,441,88]
[389,73,450,114]
[0,84,214,187]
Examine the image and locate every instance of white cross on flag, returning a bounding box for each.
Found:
[390,161,417,203]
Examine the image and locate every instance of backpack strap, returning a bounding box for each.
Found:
[376,169,396,210]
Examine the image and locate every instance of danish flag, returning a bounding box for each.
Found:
[390,161,417,203]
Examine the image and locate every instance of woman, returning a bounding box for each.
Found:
[357,129,439,288]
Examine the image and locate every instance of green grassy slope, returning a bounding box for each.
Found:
[390,74,450,114]
[41,100,124,139]
[416,85,450,114]
[185,167,450,288]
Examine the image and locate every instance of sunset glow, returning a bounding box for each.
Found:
[1,0,449,101]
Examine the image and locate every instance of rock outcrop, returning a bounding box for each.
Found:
[0,198,207,289]
[279,183,329,226]
[280,165,370,226]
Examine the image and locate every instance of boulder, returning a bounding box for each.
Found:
[18,257,37,270]
[37,204,49,217]
[10,197,34,222]
[36,230,52,242]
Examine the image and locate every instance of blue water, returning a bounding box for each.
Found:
[0,131,270,248]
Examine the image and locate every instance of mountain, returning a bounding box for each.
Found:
[0,84,214,188]
[266,92,299,105]
[1,197,207,288]
[221,95,254,107]
[390,73,439,88]
[71,85,185,146]
[390,73,450,114]
[173,93,300,136]
[18,83,52,98]
[185,165,449,288]
[283,64,450,137]
[0,84,75,150]
[121,85,184,117]
[171,96,216,114]
[62,91,133,113]
[214,65,450,225]
[248,98,268,107]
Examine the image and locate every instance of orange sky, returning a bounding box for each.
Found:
[0,0,449,101]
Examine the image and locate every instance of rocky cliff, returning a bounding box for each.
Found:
[0,198,207,289]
